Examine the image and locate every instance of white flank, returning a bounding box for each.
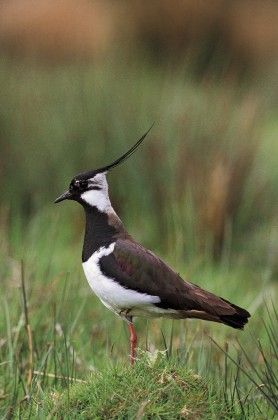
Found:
[82,243,162,317]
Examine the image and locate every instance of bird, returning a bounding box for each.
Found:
[55,127,250,365]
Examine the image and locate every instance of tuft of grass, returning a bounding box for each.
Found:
[31,354,222,419]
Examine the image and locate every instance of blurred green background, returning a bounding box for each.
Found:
[0,0,277,417]
[0,0,277,264]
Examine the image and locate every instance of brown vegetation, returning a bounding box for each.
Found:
[171,91,261,258]
[0,0,115,62]
[0,0,277,69]
[123,0,278,70]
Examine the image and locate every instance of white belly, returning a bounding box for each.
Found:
[82,243,161,316]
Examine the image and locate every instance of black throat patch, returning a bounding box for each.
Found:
[82,204,124,262]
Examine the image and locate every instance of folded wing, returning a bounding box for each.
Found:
[99,239,250,329]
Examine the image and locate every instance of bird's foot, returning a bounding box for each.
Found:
[119,308,132,321]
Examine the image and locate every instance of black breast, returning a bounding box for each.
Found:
[82,205,125,262]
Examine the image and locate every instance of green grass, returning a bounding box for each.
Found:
[32,356,221,419]
[0,54,277,418]
[0,209,277,418]
[0,56,277,263]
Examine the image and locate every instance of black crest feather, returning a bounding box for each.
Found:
[97,123,154,173]
[76,124,154,180]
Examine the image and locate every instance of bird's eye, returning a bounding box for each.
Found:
[69,179,88,192]
[79,180,88,190]
[69,180,80,191]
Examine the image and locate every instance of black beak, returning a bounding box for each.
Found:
[54,190,72,204]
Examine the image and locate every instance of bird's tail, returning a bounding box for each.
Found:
[179,286,251,329]
[218,298,250,329]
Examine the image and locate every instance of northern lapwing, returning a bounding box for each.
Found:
[55,127,250,365]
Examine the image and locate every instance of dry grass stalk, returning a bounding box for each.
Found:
[20,260,33,387]
[33,370,87,384]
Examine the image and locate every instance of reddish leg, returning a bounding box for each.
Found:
[128,322,137,366]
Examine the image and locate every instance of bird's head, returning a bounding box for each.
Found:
[55,125,153,212]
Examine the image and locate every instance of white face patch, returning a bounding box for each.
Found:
[81,172,112,212]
